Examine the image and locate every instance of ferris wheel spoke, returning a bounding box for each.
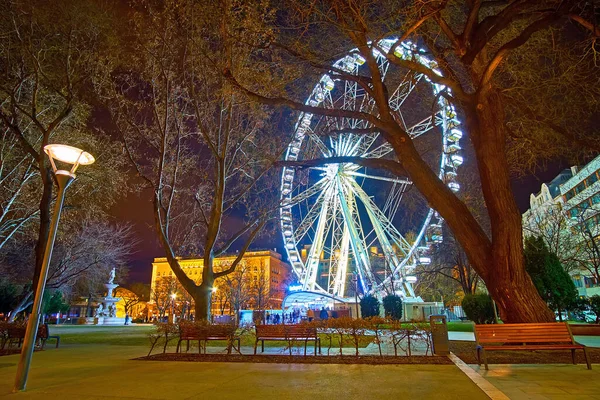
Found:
[347,180,417,297]
[346,171,411,185]
[302,185,335,291]
[347,178,412,254]
[335,177,377,292]
[408,115,441,139]
[293,182,332,244]
[307,132,331,157]
[389,70,425,112]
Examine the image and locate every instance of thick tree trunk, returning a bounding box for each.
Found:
[466,89,554,323]
[383,88,553,322]
[193,284,212,321]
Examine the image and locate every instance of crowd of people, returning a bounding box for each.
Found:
[265,307,332,324]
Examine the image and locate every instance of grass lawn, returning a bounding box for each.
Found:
[50,325,374,349]
[446,322,474,332]
[52,325,155,346]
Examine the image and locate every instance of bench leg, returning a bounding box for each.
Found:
[476,347,481,366]
[254,339,258,355]
[55,337,60,348]
[583,347,592,370]
[262,340,264,353]
[482,348,489,370]
[176,339,182,353]
[186,340,190,352]
[571,349,576,365]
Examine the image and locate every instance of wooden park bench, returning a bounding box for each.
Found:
[39,323,60,349]
[254,324,321,355]
[176,322,240,354]
[4,324,26,349]
[1,323,60,350]
[474,322,591,370]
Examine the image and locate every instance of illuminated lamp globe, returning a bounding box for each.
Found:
[44,144,95,176]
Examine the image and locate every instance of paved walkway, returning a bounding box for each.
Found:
[0,345,488,399]
[470,364,600,400]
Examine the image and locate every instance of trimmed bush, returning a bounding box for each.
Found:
[382,294,403,320]
[360,294,380,318]
[461,294,495,324]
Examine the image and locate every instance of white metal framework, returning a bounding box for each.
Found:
[280,39,463,300]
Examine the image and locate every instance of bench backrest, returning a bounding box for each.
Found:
[475,322,574,345]
[179,323,236,339]
[256,324,317,339]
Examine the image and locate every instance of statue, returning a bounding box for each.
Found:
[108,267,116,284]
[95,304,104,317]
[108,305,116,318]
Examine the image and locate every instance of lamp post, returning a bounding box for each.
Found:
[170,293,177,323]
[14,144,94,392]
[352,273,359,318]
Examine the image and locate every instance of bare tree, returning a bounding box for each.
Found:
[568,199,600,284]
[116,283,150,318]
[0,0,128,298]
[104,1,285,320]
[224,0,599,322]
[151,277,179,320]
[419,231,480,296]
[0,218,134,319]
[251,263,273,319]
[0,134,39,250]
[220,262,252,322]
[524,202,581,273]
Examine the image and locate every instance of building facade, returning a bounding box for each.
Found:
[522,155,600,297]
[150,250,291,317]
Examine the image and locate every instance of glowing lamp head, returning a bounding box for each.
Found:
[170,293,177,300]
[44,144,95,175]
[211,287,218,293]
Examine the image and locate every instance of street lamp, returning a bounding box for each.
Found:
[14,144,94,392]
[352,273,359,318]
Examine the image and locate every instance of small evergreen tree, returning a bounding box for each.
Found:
[524,236,578,320]
[42,291,70,317]
[360,294,380,318]
[462,294,495,324]
[382,294,403,320]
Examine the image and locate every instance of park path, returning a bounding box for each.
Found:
[0,344,487,399]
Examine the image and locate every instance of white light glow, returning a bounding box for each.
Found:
[44,144,95,165]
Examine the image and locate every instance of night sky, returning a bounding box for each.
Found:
[117,154,571,285]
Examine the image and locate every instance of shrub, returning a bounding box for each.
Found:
[461,294,495,324]
[524,236,578,315]
[382,294,403,320]
[589,295,600,323]
[360,294,380,318]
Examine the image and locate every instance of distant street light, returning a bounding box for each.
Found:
[14,144,94,392]
[170,293,177,321]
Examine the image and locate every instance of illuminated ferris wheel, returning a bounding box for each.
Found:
[279,38,463,301]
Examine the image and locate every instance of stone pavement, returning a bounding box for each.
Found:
[470,364,600,400]
[0,345,488,400]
